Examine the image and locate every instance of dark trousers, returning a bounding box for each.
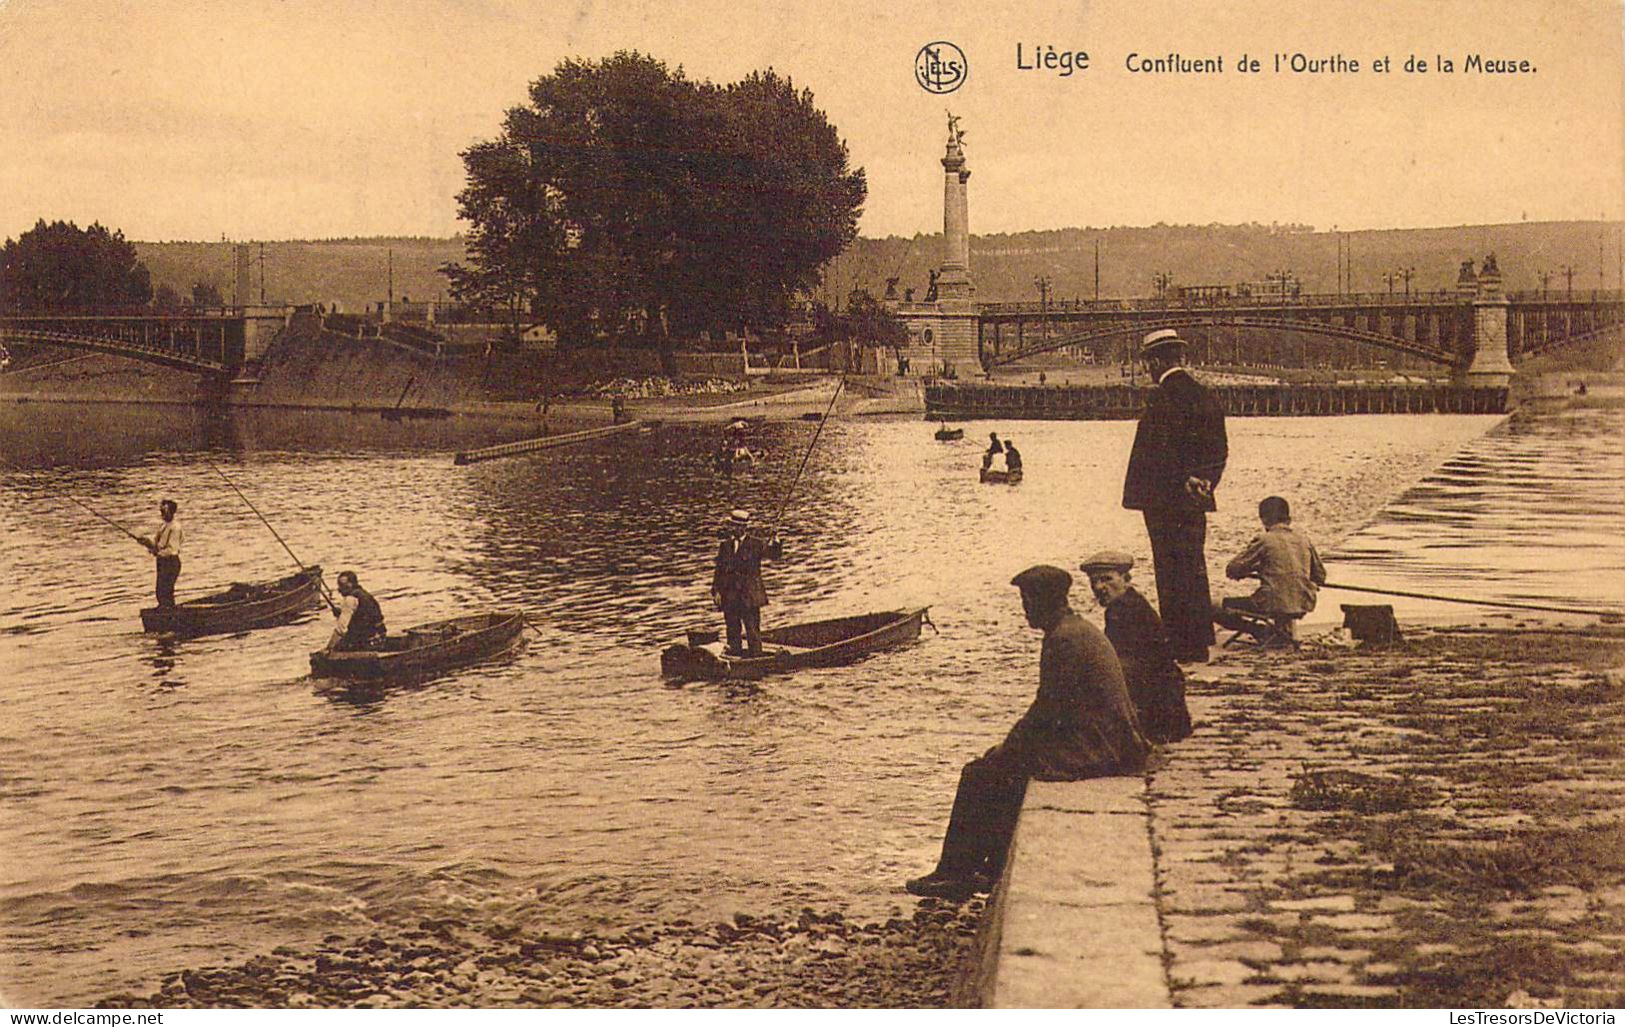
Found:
[1144,509,1215,658]
[931,748,1031,879]
[155,555,181,607]
[723,604,762,655]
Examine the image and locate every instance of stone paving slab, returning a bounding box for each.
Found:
[977,778,1169,1009]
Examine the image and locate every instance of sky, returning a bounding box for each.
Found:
[0,0,1622,242]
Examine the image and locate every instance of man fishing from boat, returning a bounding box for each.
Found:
[138,499,183,607]
[906,565,1150,901]
[711,509,782,657]
[1001,439,1023,475]
[982,432,1003,471]
[326,570,387,651]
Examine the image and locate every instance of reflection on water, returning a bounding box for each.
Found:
[0,401,1617,1004]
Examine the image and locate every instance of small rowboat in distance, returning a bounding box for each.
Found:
[979,467,1024,484]
[309,610,525,680]
[140,566,324,636]
[660,607,930,682]
[934,425,964,441]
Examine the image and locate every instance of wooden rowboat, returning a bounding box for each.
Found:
[309,610,525,680]
[660,607,930,682]
[979,467,1023,484]
[934,426,964,441]
[140,566,324,636]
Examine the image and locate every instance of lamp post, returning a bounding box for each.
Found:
[1539,271,1551,300]
[1398,266,1414,301]
[1152,271,1172,301]
[1561,264,1575,299]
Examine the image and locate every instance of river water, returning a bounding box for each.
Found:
[0,400,1618,1005]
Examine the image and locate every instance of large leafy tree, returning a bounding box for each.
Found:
[442,53,865,345]
[0,219,153,313]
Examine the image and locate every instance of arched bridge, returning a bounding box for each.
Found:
[0,308,292,377]
[980,281,1625,378]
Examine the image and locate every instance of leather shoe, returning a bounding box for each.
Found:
[1174,647,1209,665]
[905,872,977,900]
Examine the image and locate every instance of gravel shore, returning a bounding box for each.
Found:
[95,903,983,1008]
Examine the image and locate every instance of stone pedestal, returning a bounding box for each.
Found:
[1457,261,1515,388]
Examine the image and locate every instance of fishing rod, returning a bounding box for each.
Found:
[62,493,148,547]
[769,376,845,536]
[206,459,337,609]
[1323,580,1618,618]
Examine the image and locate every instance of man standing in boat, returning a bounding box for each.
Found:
[138,499,183,608]
[906,565,1150,900]
[1122,329,1228,664]
[982,432,1002,471]
[326,570,387,651]
[711,509,782,657]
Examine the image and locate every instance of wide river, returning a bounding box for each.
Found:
[1,400,1620,1005]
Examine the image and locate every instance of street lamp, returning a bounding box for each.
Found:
[1560,264,1575,299]
[1398,266,1415,301]
[1152,271,1172,301]
[1383,270,1397,298]
[1539,271,1551,300]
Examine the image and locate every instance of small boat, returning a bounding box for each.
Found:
[309,610,526,680]
[979,467,1024,484]
[800,411,826,422]
[660,607,930,682]
[140,566,324,636]
[934,425,964,441]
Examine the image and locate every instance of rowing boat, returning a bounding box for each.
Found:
[934,426,964,441]
[309,610,526,679]
[979,467,1023,484]
[140,566,324,636]
[660,607,930,682]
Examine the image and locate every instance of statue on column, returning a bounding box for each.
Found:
[946,110,965,148]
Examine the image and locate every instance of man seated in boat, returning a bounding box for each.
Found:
[982,432,1002,471]
[711,509,782,657]
[326,570,387,651]
[906,565,1150,901]
[1001,439,1023,475]
[1211,495,1327,644]
[1081,550,1192,745]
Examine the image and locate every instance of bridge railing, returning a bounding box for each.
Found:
[977,290,1476,315]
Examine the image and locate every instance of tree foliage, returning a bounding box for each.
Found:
[811,289,908,347]
[190,281,224,308]
[443,52,866,345]
[0,220,153,313]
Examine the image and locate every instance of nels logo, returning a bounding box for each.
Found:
[915,42,967,94]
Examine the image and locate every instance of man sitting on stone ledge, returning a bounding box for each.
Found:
[1212,495,1327,645]
[905,565,1151,901]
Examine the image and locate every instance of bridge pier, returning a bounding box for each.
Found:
[1459,260,1515,387]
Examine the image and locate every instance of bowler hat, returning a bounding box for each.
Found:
[1080,550,1135,574]
[1010,564,1073,596]
[1140,328,1188,357]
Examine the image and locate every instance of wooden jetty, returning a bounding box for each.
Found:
[453,420,644,465]
[925,383,1508,421]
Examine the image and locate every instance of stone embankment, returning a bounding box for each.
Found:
[974,622,1625,1008]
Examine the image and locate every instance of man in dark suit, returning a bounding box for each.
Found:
[1121,329,1228,664]
[905,565,1150,901]
[711,509,782,656]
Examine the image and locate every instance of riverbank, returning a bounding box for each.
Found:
[95,904,983,1008]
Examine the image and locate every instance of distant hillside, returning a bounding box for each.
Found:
[134,237,468,313]
[134,221,1623,313]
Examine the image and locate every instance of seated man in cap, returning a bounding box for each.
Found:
[982,431,1003,471]
[711,509,783,656]
[1121,328,1228,664]
[1213,495,1327,644]
[1082,550,1193,745]
[906,565,1150,900]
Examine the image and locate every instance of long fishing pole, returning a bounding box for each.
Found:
[206,459,337,608]
[63,493,148,547]
[769,376,845,535]
[1323,580,1617,618]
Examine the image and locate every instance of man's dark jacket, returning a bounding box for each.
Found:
[1122,368,1228,513]
[712,533,781,611]
[1104,587,1193,745]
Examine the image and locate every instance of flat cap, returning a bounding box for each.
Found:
[1080,550,1135,573]
[1010,564,1073,595]
[1140,328,1188,356]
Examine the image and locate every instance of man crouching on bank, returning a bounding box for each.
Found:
[906,565,1151,901]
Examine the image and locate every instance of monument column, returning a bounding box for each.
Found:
[890,114,982,378]
[938,122,972,298]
